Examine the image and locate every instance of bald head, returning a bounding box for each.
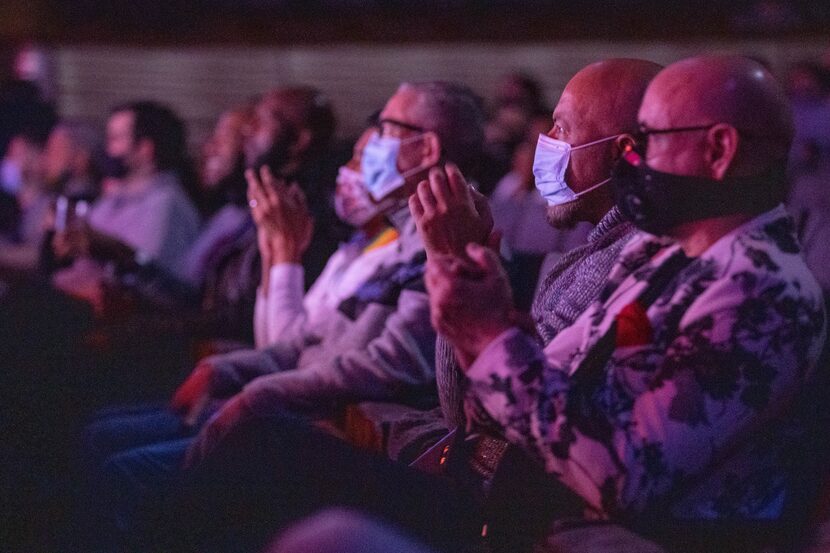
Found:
[546,58,662,226]
[641,55,793,177]
[562,58,664,137]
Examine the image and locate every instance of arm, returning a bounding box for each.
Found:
[187,287,437,463]
[248,166,315,348]
[463,277,825,515]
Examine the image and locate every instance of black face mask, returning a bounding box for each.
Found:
[610,150,784,236]
[101,154,129,179]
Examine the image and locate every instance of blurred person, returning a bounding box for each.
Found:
[428,55,825,552]
[490,113,593,256]
[145,61,659,553]
[50,101,200,310]
[787,162,830,296]
[0,121,101,274]
[267,509,437,553]
[79,80,486,549]
[479,72,550,195]
[0,128,49,243]
[241,86,348,287]
[42,120,101,200]
[786,61,830,172]
[197,104,252,215]
[494,71,549,114]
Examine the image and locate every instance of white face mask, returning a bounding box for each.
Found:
[360,131,429,201]
[334,166,394,228]
[532,133,621,206]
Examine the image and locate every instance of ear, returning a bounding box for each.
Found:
[137,138,155,166]
[420,131,442,168]
[705,124,740,180]
[290,128,314,157]
[73,150,91,174]
[611,134,636,161]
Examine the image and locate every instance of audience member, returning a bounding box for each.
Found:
[0,121,100,274]
[50,101,200,311]
[80,81,485,549]
[489,113,593,256]
[428,55,825,551]
[142,59,659,553]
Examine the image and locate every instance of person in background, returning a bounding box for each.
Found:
[0,120,101,275]
[50,101,201,311]
[42,120,101,201]
[479,72,550,194]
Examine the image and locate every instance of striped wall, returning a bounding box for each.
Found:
[54,40,828,146]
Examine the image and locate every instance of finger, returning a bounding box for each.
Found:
[259,166,282,208]
[286,183,309,214]
[444,162,470,203]
[466,242,501,273]
[408,193,425,221]
[470,186,494,228]
[184,394,210,428]
[244,168,259,195]
[416,179,437,216]
[246,169,267,208]
[486,229,503,252]
[427,166,452,209]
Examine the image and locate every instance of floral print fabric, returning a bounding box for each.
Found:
[465,205,826,521]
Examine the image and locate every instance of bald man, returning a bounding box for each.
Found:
[407,57,661,449]
[428,55,826,550]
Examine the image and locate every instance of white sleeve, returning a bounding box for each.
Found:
[262,263,307,345]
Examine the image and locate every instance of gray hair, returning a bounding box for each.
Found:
[398,81,486,175]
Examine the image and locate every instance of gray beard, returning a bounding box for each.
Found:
[545,194,587,229]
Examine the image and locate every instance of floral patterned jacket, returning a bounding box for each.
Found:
[464,205,826,521]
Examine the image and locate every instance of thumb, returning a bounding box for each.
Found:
[466,242,500,273]
[486,229,503,252]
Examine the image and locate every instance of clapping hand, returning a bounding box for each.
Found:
[425,243,516,368]
[409,163,498,259]
[247,166,314,266]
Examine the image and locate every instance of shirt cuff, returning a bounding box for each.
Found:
[266,263,305,302]
[466,326,540,384]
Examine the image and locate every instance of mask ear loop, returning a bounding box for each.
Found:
[551,134,622,205]
[398,132,439,179]
[570,133,624,151]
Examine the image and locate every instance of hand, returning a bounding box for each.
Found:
[247,166,314,265]
[52,224,91,260]
[409,163,498,259]
[425,243,515,367]
[184,393,252,468]
[171,364,214,427]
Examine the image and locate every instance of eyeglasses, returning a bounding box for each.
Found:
[632,123,717,154]
[376,118,426,138]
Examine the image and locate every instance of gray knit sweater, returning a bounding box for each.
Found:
[436,206,636,427]
[380,207,636,464]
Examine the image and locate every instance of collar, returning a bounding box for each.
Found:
[588,206,628,243]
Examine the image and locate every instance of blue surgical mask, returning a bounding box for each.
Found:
[360,131,429,201]
[532,133,621,206]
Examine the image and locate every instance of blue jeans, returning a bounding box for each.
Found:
[80,403,205,551]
